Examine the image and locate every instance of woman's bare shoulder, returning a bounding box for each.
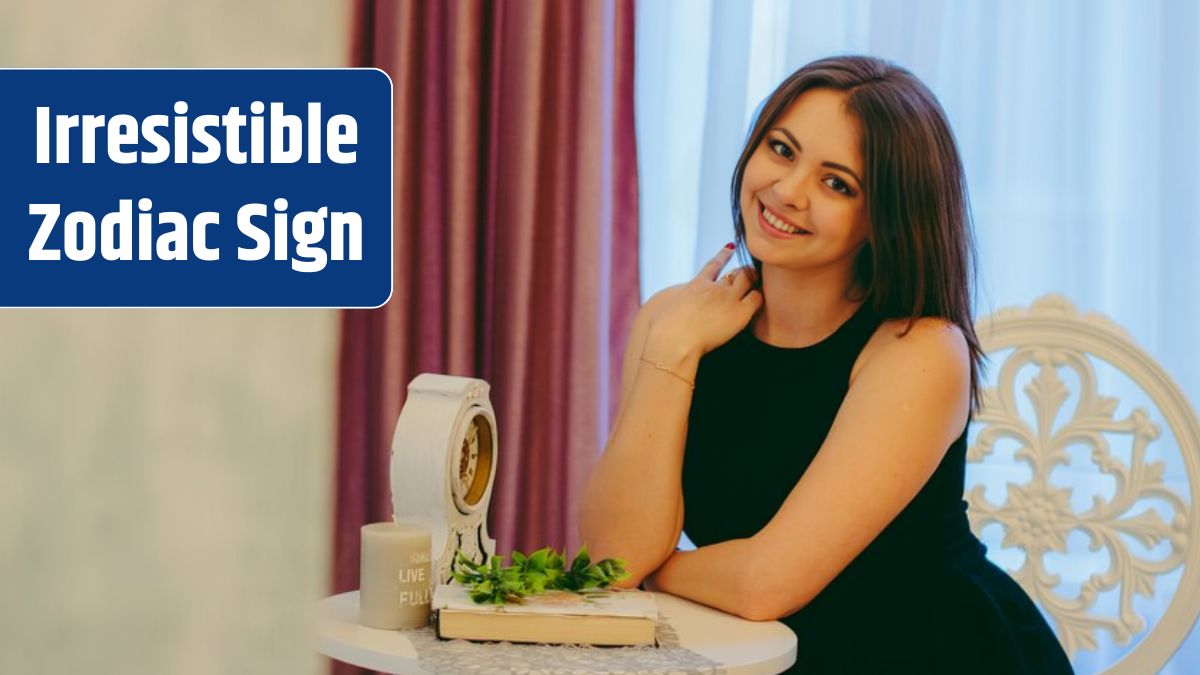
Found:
[643,282,686,310]
[851,316,966,385]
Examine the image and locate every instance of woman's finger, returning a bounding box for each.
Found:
[739,288,764,314]
[697,244,736,282]
[729,266,754,295]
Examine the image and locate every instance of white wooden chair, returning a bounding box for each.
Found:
[967,294,1200,675]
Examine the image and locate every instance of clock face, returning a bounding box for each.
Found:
[454,413,493,511]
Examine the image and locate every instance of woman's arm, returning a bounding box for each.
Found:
[643,538,760,617]
[576,284,696,588]
[648,317,971,620]
[578,246,762,589]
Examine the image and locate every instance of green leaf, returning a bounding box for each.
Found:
[528,548,551,571]
[453,545,633,605]
[571,547,591,573]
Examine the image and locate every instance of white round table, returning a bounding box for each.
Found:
[316,591,797,674]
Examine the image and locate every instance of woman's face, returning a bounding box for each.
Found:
[740,88,870,275]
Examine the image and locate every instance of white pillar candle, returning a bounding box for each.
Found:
[359,521,432,630]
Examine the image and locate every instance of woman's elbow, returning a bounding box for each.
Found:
[740,600,785,622]
[609,574,644,591]
[608,551,669,591]
[736,590,789,622]
[576,526,672,589]
[739,561,814,621]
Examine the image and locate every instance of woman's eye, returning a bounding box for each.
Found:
[824,175,854,196]
[767,139,793,159]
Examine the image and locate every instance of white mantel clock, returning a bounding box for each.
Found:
[390,373,499,585]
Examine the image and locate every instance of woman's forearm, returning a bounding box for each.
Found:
[577,333,699,586]
[647,538,763,619]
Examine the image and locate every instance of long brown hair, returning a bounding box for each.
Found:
[732,55,986,412]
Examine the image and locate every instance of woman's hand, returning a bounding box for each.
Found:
[645,245,762,361]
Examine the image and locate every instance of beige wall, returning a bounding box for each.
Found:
[0,2,348,673]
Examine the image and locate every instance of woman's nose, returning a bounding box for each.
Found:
[773,170,811,211]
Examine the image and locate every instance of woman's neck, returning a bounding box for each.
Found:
[752,263,864,348]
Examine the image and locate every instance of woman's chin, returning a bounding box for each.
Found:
[744,238,789,267]
[745,245,814,274]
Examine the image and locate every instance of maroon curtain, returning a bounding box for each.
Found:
[332,0,639,669]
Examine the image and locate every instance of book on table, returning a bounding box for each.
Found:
[432,582,658,647]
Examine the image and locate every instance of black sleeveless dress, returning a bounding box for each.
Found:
[680,303,1074,674]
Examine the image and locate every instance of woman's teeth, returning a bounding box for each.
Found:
[762,205,809,235]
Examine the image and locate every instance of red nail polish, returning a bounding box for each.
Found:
[725,242,735,250]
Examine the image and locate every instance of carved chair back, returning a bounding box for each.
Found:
[966,294,1200,675]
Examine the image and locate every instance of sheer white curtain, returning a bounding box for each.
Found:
[635,1,1200,673]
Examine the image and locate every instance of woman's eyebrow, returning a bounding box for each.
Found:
[771,126,863,190]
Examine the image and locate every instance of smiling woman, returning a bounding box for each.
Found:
[578,55,1076,674]
[739,88,867,287]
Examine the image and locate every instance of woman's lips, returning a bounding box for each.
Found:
[756,200,811,238]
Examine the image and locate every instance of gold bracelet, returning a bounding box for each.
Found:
[639,356,696,389]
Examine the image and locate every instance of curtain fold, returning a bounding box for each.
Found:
[332,1,639,671]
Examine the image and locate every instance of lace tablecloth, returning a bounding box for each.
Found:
[404,611,725,674]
